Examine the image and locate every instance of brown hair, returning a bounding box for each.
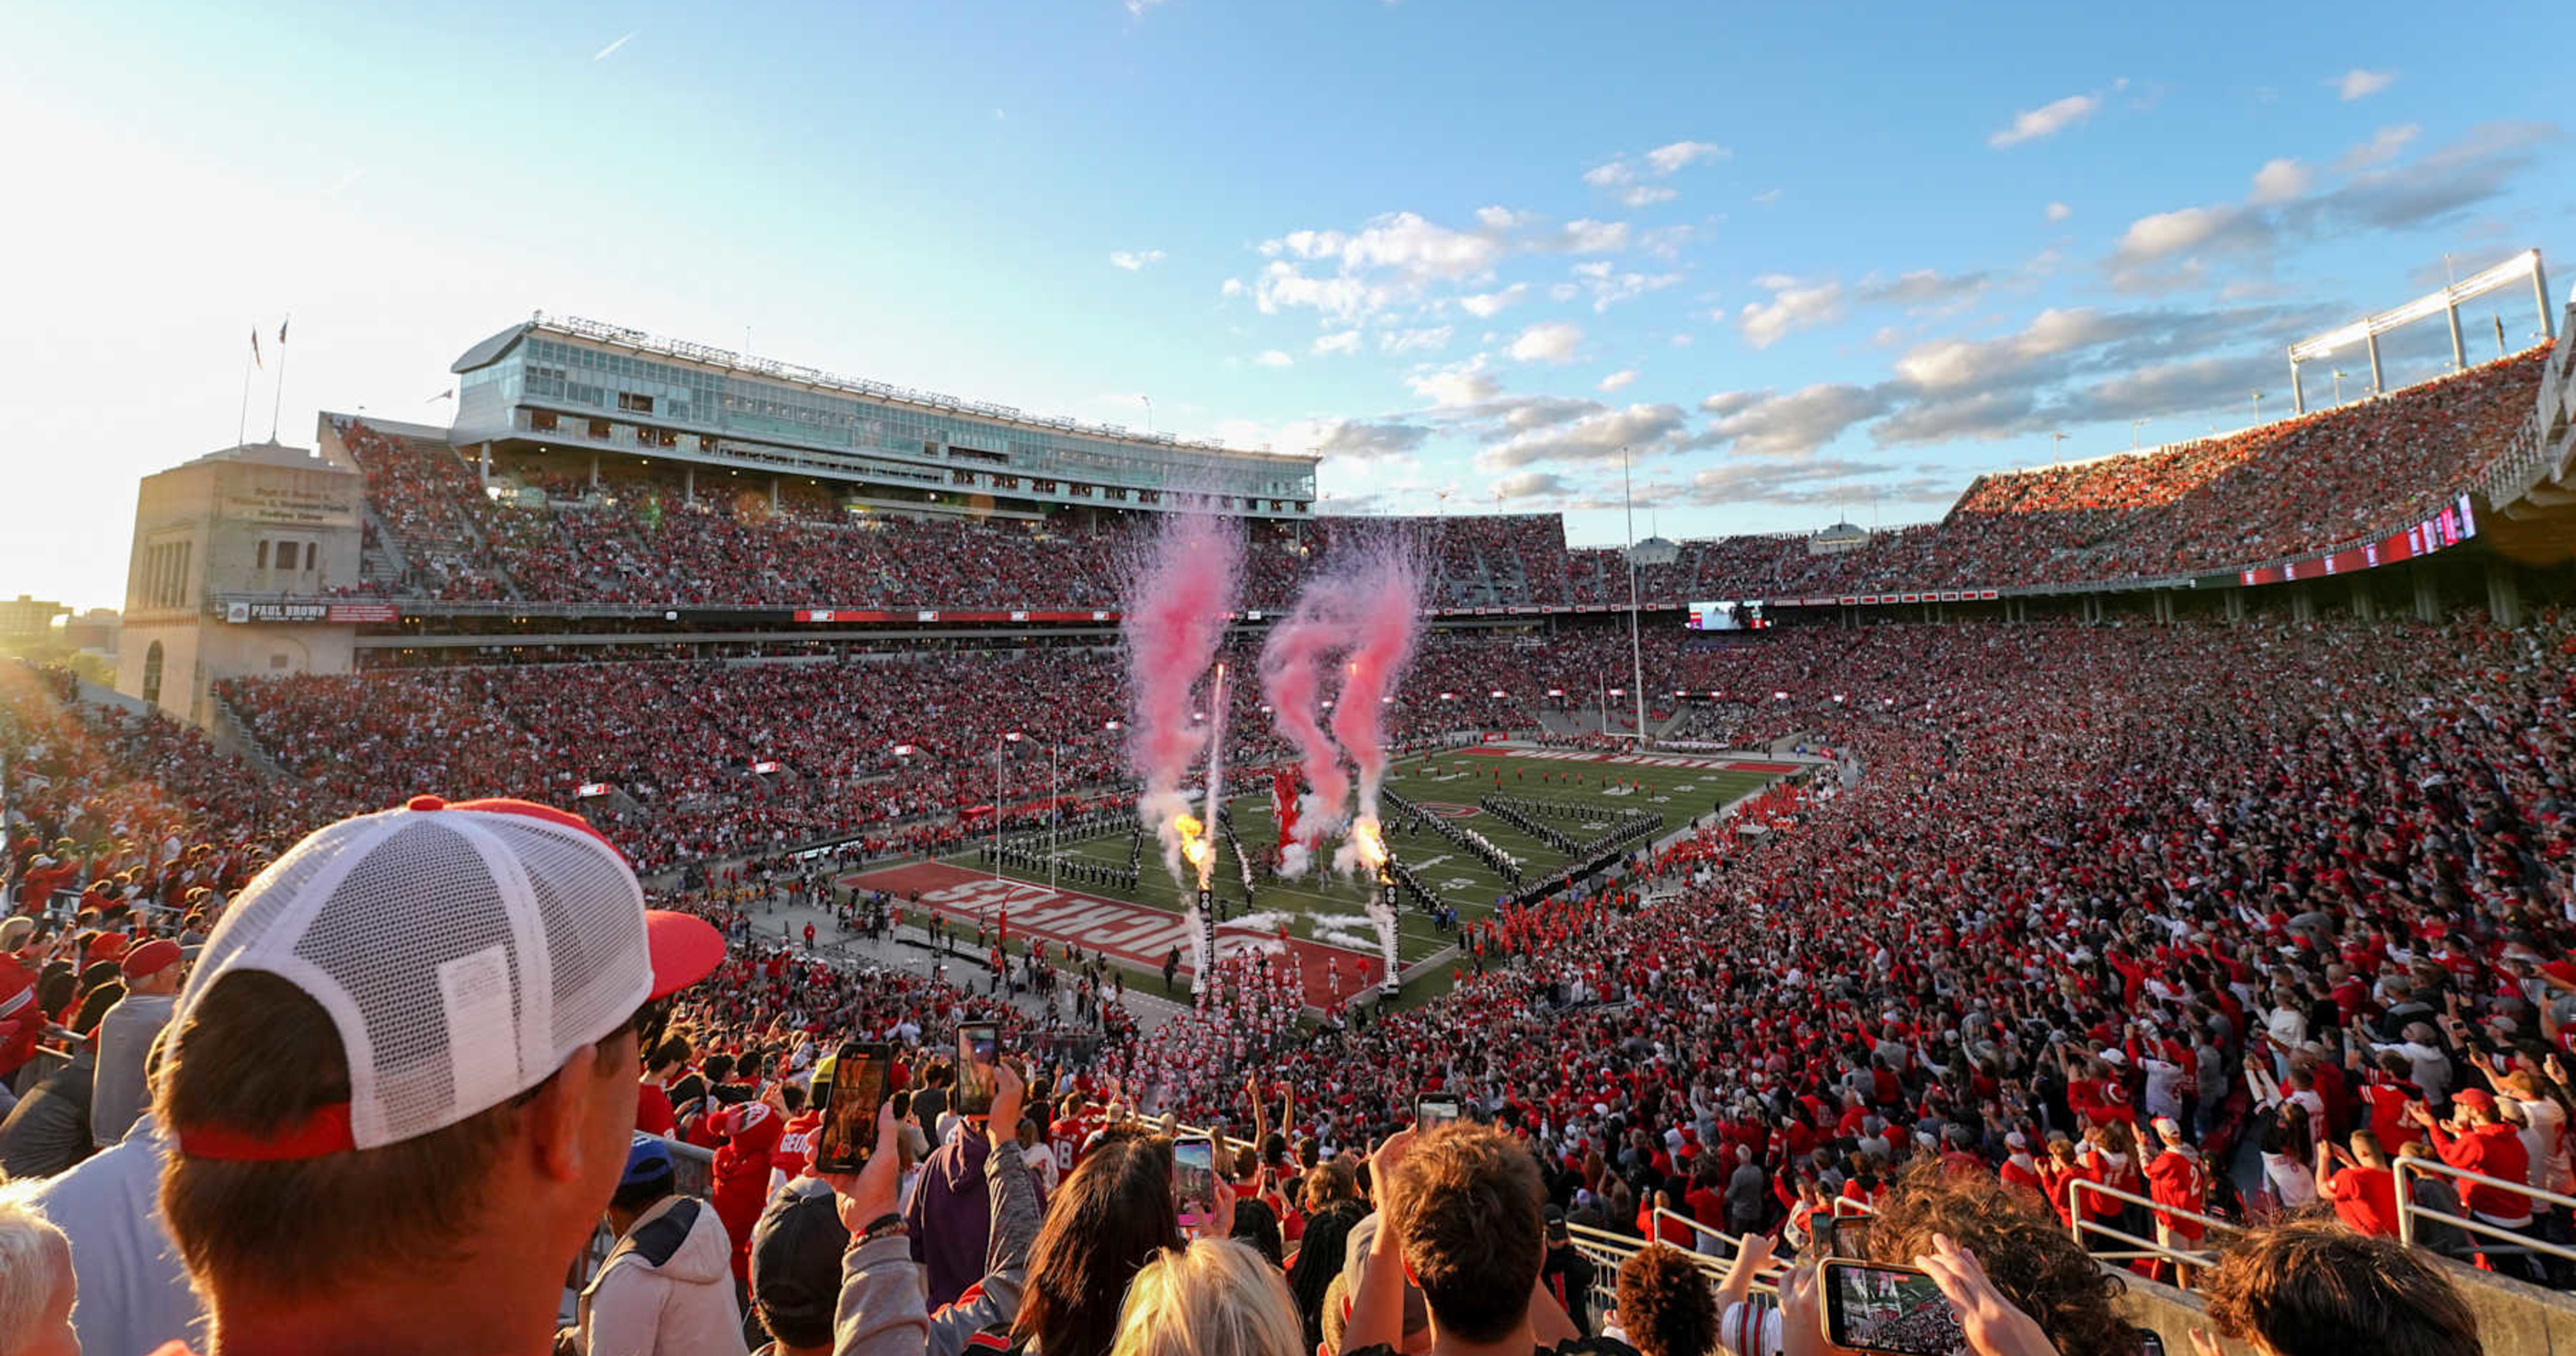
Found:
[155,972,622,1302]
[1614,1243,1716,1356]
[2200,1214,2481,1356]
[1389,1123,1545,1344]
[1862,1161,2138,1356]
[1016,1130,1185,1356]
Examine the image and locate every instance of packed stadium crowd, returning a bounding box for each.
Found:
[4,588,2562,1352]
[317,346,2544,618]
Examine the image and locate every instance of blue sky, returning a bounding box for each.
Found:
[1,0,2567,608]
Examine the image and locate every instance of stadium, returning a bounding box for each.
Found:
[9,151,2576,1356]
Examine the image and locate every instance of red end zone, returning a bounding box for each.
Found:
[842,860,1386,1008]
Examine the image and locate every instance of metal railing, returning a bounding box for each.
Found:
[2066,1176,2239,1275]
[2394,1153,2576,1267]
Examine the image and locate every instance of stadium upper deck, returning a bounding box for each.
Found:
[447,313,1319,517]
[321,340,2553,615]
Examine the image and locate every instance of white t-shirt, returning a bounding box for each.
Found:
[2261,1152,2318,1208]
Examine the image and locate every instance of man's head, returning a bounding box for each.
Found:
[2451,1089,2501,1125]
[610,1133,677,1227]
[1388,1123,1546,1346]
[750,1184,850,1356]
[121,938,186,997]
[0,1182,78,1356]
[152,796,722,1333]
[2202,1215,2478,1356]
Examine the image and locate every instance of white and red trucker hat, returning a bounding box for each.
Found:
[168,795,724,1160]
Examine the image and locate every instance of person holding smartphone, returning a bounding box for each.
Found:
[820,1058,1041,1356]
[904,1029,1011,1308]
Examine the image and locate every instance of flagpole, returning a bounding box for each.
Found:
[268,315,291,443]
[237,332,256,449]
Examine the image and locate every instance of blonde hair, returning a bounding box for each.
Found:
[0,1179,73,1354]
[1110,1239,1304,1356]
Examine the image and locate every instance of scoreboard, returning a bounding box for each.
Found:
[1687,600,1770,631]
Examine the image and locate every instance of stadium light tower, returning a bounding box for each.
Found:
[1621,447,1647,749]
[2131,418,2146,450]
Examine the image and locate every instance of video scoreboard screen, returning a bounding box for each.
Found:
[1687,600,1769,631]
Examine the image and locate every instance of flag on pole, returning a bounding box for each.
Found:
[427,388,455,403]
[278,317,289,345]
[249,327,262,370]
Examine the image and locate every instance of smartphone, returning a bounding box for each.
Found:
[811,1041,891,1174]
[1416,1094,1464,1131]
[1172,1135,1216,1229]
[1819,1260,1967,1356]
[956,1022,1001,1116]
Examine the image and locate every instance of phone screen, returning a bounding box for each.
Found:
[1822,1261,1968,1356]
[1173,1136,1216,1229]
[957,1022,1001,1115]
[1417,1095,1463,1130]
[812,1042,889,1174]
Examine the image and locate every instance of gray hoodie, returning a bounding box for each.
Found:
[836,1131,1042,1356]
[578,1195,750,1356]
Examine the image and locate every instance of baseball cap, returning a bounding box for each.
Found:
[2452,1089,2497,1111]
[622,1132,675,1188]
[1544,1203,1569,1238]
[167,795,726,1161]
[752,1181,852,1340]
[121,939,183,981]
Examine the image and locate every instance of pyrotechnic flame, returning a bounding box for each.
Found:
[1176,812,1213,881]
[1350,816,1387,869]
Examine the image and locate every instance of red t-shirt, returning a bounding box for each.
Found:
[2325,1165,2400,1237]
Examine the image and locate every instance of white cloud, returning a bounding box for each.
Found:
[1988,92,2102,148]
[2046,201,2074,222]
[1598,370,1638,392]
[1125,0,1175,15]
[1253,349,1293,368]
[1699,384,1893,457]
[1644,140,1730,174]
[2112,204,2251,263]
[1547,282,1580,302]
[1458,283,1529,318]
[1247,210,1510,322]
[1750,188,1783,205]
[1219,277,1245,297]
[1582,140,1727,199]
[2337,68,2397,100]
[1477,403,1689,470]
[1584,268,1685,313]
[1737,277,1845,348]
[1108,248,1167,271]
[2248,158,2311,205]
[592,31,634,60]
[1474,205,1528,229]
[1406,356,1500,407]
[2337,123,2419,170]
[1380,325,1453,355]
[1311,329,1361,357]
[1557,219,1631,253]
[1508,321,1584,363]
[1493,471,1567,500]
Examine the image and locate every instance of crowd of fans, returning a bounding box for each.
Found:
[11,589,2571,1351]
[315,346,2545,618]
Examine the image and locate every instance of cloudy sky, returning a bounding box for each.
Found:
[1,0,2567,607]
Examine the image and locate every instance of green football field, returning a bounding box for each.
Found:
[944,749,1784,976]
